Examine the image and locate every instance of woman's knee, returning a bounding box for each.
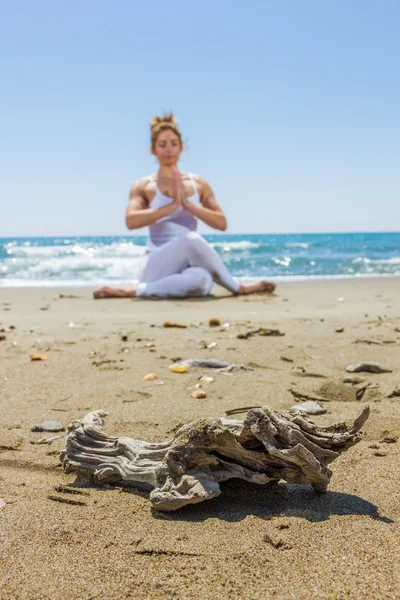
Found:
[185,267,213,296]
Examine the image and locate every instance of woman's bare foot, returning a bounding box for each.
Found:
[238,280,276,295]
[93,286,137,299]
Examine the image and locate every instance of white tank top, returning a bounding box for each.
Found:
[146,173,201,251]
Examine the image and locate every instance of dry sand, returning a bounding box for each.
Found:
[0,278,399,599]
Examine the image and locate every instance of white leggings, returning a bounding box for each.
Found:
[136,232,240,298]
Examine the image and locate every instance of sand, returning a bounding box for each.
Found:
[0,278,399,599]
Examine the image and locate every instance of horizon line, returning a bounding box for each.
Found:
[1,230,400,240]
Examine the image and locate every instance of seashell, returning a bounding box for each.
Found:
[143,373,158,381]
[199,376,215,383]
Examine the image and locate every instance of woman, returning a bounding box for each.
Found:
[94,114,276,298]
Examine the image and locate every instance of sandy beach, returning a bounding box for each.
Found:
[1,277,399,599]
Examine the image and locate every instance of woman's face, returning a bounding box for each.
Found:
[152,129,182,167]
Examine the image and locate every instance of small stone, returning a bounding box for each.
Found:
[163,321,188,328]
[191,390,207,399]
[207,342,218,349]
[336,326,344,333]
[31,421,64,433]
[143,373,158,381]
[199,376,215,383]
[121,332,128,342]
[208,318,220,327]
[343,376,366,385]
[0,335,6,341]
[290,401,327,415]
[346,361,392,374]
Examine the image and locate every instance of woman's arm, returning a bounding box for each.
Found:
[125,178,181,230]
[182,176,227,231]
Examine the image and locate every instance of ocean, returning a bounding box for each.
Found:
[0,233,399,287]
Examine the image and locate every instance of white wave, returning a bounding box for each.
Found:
[5,242,147,259]
[211,241,260,251]
[352,256,400,265]
[286,242,309,249]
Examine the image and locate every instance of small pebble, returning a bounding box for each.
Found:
[191,390,207,399]
[209,318,220,327]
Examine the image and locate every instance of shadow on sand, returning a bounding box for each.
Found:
[148,480,393,524]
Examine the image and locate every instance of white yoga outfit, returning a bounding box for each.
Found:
[136,174,240,298]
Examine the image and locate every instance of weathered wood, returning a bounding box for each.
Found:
[61,405,369,511]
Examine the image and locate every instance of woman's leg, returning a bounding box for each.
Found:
[137,267,213,298]
[138,232,239,293]
[94,232,275,298]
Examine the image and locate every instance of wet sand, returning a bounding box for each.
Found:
[0,278,399,599]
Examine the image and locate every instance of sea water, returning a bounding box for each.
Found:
[1,232,399,287]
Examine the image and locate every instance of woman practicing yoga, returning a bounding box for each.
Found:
[94,114,276,299]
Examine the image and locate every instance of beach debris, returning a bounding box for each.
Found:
[143,373,159,381]
[221,322,230,329]
[61,406,370,511]
[335,326,344,333]
[354,339,383,346]
[175,358,253,372]
[290,401,327,416]
[163,321,188,328]
[191,390,207,399]
[169,363,190,373]
[291,366,328,379]
[207,342,218,349]
[343,376,366,385]
[280,356,294,363]
[373,450,389,457]
[68,321,83,328]
[388,388,400,398]
[40,305,50,311]
[31,421,64,433]
[237,328,284,339]
[30,353,47,361]
[208,318,220,327]
[225,405,261,416]
[199,376,215,383]
[380,430,398,444]
[34,434,64,445]
[47,495,87,506]
[346,361,392,374]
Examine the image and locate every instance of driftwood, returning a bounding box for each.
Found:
[61,405,369,512]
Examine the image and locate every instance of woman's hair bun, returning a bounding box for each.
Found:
[150,113,178,132]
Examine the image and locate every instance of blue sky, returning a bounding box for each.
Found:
[1,0,399,236]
